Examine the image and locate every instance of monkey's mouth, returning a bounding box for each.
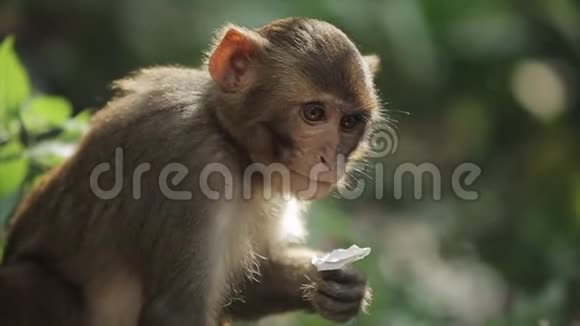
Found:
[287,167,336,186]
[288,169,335,200]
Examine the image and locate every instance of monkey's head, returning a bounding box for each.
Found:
[208,18,381,200]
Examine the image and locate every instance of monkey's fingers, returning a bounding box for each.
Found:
[312,289,363,322]
[317,279,366,302]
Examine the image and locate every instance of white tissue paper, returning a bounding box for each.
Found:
[311,245,371,271]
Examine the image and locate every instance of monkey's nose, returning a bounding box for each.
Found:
[315,153,339,183]
[318,153,335,171]
[319,154,335,169]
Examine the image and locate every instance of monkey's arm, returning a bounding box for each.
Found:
[224,247,368,323]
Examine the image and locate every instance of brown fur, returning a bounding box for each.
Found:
[1,17,380,326]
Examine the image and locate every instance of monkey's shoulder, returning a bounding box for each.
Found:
[91,66,211,132]
[76,65,237,172]
[110,66,210,103]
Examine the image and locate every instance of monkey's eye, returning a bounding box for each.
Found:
[340,114,364,130]
[301,102,326,123]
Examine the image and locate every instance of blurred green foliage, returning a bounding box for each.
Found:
[1,0,580,325]
[0,37,89,228]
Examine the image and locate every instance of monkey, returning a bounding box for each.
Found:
[0,17,382,326]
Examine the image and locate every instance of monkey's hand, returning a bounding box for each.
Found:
[306,266,371,323]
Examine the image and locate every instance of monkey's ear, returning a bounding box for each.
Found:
[208,28,260,92]
[363,54,381,77]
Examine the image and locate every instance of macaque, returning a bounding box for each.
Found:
[0,17,382,326]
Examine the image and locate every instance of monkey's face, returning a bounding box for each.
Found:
[254,51,379,200]
[207,18,381,200]
[271,94,371,200]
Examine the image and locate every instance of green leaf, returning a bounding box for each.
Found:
[0,191,21,225]
[27,140,76,168]
[21,96,72,133]
[0,140,28,196]
[72,109,91,124]
[0,36,31,124]
[60,109,91,141]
